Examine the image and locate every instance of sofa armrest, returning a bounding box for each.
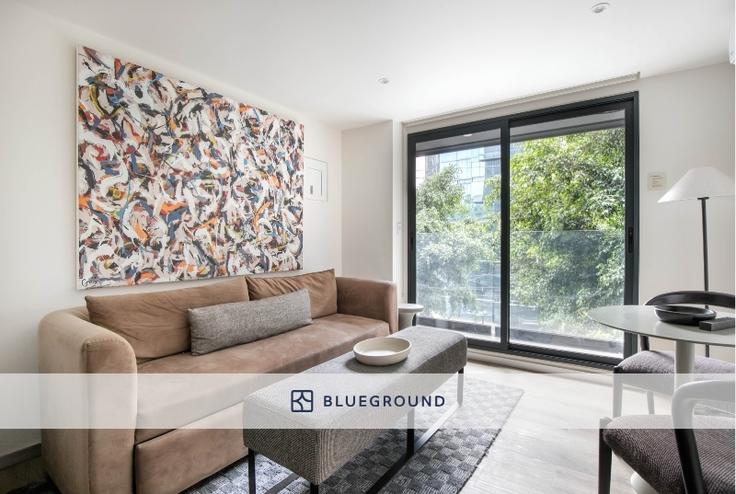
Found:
[39,307,137,373]
[336,277,398,333]
[39,307,137,494]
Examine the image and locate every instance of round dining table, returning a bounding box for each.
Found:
[589,305,735,386]
[590,305,734,494]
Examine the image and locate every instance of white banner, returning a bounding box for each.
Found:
[0,373,732,430]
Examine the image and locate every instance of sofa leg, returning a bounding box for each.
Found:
[598,419,612,494]
[248,450,257,493]
[310,483,320,493]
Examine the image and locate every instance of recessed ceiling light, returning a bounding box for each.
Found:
[591,2,610,14]
[377,77,390,85]
[463,134,473,137]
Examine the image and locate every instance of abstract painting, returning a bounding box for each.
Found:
[77,47,304,288]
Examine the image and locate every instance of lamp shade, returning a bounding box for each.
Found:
[658,166,735,203]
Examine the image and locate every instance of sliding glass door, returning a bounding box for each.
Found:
[413,128,503,342]
[509,108,630,358]
[408,94,638,365]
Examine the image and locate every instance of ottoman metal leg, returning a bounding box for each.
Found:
[247,367,466,494]
[262,472,300,494]
[248,451,256,493]
[366,368,465,494]
[406,408,416,456]
[413,368,464,452]
[246,449,314,494]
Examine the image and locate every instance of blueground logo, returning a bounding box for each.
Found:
[290,389,444,412]
[290,390,314,412]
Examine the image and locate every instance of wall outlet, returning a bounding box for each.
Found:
[647,172,666,191]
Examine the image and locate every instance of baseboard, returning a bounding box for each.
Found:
[468,347,608,374]
[0,442,41,471]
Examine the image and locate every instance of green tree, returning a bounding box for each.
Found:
[415,166,496,319]
[416,129,624,340]
[508,128,625,331]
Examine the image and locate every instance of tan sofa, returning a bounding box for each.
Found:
[38,272,397,494]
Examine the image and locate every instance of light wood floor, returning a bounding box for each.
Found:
[460,361,656,494]
[0,359,653,494]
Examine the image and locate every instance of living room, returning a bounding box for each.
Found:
[1,1,734,493]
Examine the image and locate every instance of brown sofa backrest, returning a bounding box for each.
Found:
[85,277,249,359]
[246,269,338,319]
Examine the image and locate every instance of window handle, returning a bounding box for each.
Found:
[627,227,634,254]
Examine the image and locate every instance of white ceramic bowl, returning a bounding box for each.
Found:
[353,337,412,366]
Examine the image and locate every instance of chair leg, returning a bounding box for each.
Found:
[646,391,655,414]
[310,483,320,493]
[598,419,612,494]
[248,450,256,493]
[612,374,623,417]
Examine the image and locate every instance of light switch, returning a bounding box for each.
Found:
[647,172,666,191]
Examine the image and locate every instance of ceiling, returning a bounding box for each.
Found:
[24,0,734,129]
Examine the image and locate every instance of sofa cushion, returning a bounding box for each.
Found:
[86,277,249,359]
[189,289,312,355]
[246,269,337,318]
[135,313,389,443]
[135,404,247,494]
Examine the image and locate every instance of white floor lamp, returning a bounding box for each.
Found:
[659,166,735,356]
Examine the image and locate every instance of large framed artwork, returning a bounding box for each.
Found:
[77,47,304,288]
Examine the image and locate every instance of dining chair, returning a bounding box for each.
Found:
[599,379,735,494]
[612,290,735,417]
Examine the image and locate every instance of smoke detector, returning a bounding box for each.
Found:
[591,2,610,14]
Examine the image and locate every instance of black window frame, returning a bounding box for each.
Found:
[407,92,639,368]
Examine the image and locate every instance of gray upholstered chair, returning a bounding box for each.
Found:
[599,379,735,494]
[612,291,735,417]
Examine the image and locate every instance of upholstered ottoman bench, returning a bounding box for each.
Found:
[242,326,467,493]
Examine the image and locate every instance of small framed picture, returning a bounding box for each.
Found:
[305,157,328,201]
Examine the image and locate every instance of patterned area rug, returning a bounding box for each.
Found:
[7,380,521,494]
[187,380,522,494]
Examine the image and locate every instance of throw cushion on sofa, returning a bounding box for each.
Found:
[246,269,337,318]
[85,277,249,359]
[188,289,313,355]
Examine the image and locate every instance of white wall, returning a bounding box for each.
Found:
[635,64,735,361]
[347,63,735,360]
[0,1,343,457]
[636,64,734,300]
[341,121,396,281]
